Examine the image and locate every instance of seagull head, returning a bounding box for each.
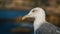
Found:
[22,7,46,20]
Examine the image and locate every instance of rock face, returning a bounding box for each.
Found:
[0,0,35,10]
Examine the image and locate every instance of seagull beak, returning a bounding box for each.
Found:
[22,15,29,20]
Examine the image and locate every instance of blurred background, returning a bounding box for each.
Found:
[0,0,60,34]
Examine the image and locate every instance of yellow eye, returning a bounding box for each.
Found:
[32,10,36,12]
[32,11,35,12]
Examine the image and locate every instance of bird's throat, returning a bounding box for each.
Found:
[34,16,46,31]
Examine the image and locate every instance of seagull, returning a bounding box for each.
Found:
[22,7,60,34]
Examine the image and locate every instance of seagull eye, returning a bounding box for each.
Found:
[32,11,35,12]
[32,10,36,12]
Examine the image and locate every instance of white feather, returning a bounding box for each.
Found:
[24,7,46,31]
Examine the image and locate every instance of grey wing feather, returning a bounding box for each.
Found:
[35,23,60,34]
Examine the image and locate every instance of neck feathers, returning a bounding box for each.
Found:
[34,8,46,31]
